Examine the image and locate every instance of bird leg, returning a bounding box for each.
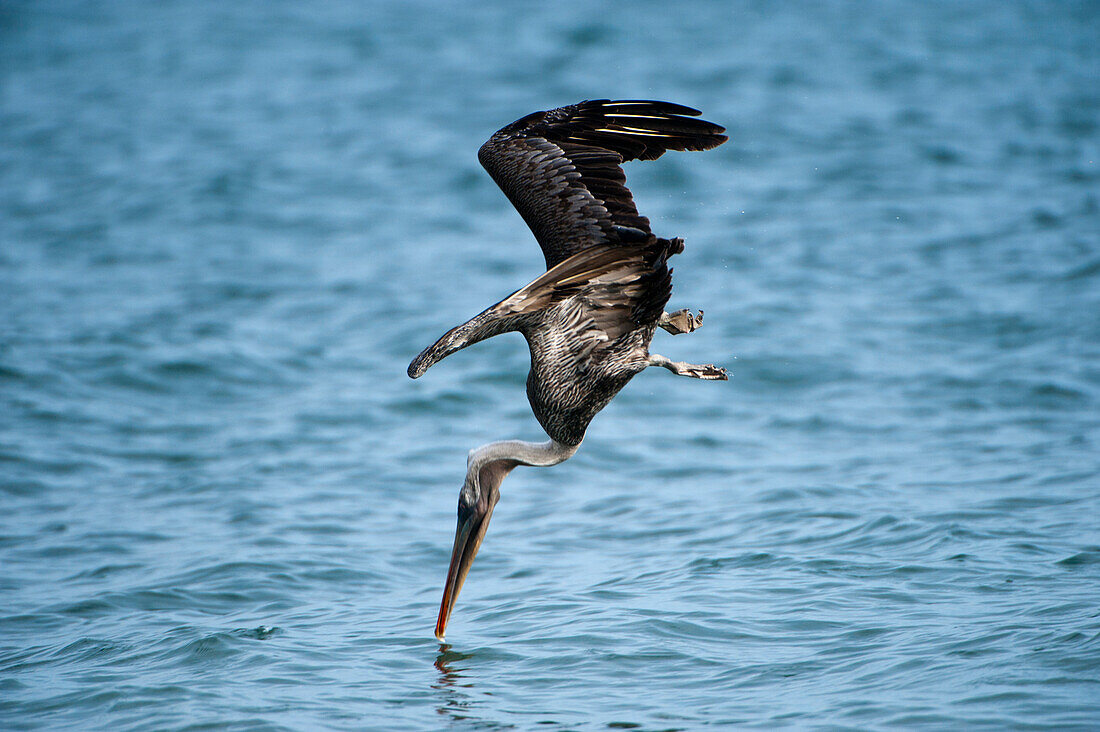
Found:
[658,309,704,335]
[648,353,728,380]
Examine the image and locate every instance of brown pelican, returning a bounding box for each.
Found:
[408,100,728,640]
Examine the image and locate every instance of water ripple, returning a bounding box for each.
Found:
[2,0,1099,729]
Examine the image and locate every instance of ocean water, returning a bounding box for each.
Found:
[2,1,1099,729]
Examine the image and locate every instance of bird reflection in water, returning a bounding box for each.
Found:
[433,643,472,685]
[432,643,477,722]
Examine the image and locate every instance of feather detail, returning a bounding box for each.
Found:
[411,100,727,444]
[478,99,726,269]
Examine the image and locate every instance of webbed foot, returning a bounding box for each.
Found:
[658,309,704,335]
[648,353,728,380]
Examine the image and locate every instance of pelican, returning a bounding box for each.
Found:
[408,100,728,640]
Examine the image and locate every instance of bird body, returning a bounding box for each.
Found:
[408,100,728,639]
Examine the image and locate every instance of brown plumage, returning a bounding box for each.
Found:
[410,99,727,443]
[477,99,727,269]
[408,100,728,639]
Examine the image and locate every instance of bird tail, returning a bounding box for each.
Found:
[627,236,680,326]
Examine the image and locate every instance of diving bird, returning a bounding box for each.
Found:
[408,99,728,640]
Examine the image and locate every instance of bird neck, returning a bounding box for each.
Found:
[469,438,579,471]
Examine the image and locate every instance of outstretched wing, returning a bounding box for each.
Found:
[408,241,675,379]
[478,99,727,270]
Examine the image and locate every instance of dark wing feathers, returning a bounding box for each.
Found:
[409,101,724,379]
[479,99,727,269]
[408,239,677,378]
[505,99,723,162]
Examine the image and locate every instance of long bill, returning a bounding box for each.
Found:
[435,496,497,641]
[433,440,576,641]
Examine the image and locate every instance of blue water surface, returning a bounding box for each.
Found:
[2,1,1099,729]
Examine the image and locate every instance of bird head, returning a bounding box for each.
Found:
[434,457,517,641]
